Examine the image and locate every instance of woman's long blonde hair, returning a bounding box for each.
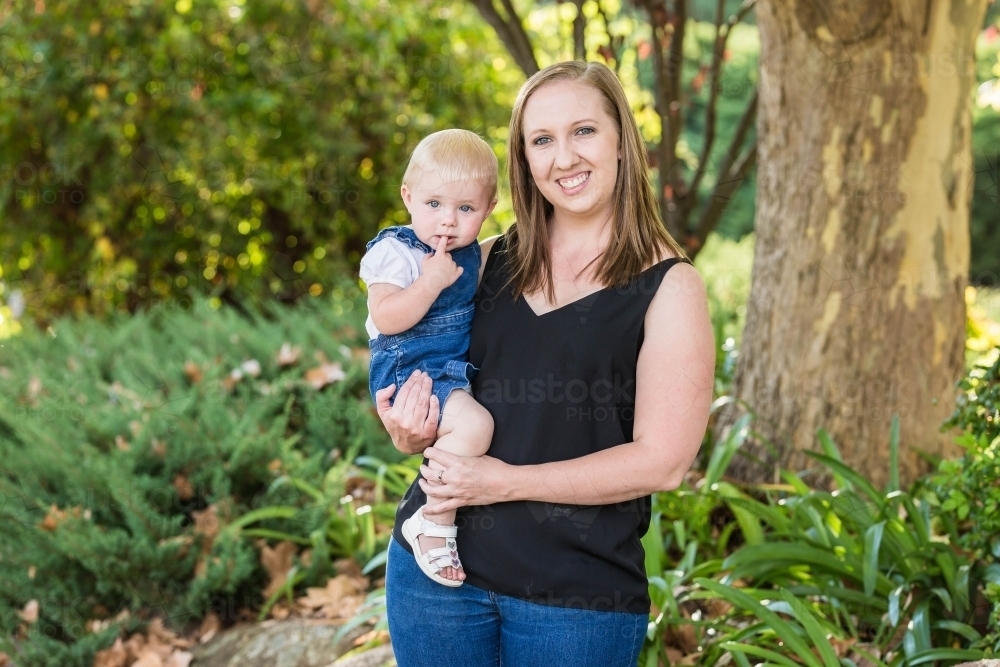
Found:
[503,61,687,302]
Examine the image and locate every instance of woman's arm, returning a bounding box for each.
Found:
[419,262,715,513]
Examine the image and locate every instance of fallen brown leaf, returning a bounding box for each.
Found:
[17,600,38,623]
[123,634,147,662]
[183,361,203,384]
[831,636,857,657]
[165,650,193,667]
[352,629,389,647]
[304,361,346,390]
[296,572,367,620]
[277,343,301,367]
[665,621,698,654]
[334,557,364,579]
[145,617,178,646]
[27,376,42,400]
[269,602,291,620]
[93,637,128,667]
[192,505,222,577]
[191,505,220,540]
[197,612,221,644]
[173,474,194,501]
[151,438,167,457]
[86,618,112,634]
[260,541,298,598]
[131,648,164,667]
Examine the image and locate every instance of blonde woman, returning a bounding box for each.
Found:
[375,61,714,667]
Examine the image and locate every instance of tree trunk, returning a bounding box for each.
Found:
[714,0,986,488]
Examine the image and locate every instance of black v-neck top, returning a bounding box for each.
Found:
[390,233,693,614]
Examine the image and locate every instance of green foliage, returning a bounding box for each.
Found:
[0,0,518,319]
[638,416,992,666]
[0,287,400,666]
[924,347,1000,651]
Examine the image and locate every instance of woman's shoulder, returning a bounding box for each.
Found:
[479,233,504,254]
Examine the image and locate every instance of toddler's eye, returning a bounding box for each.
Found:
[427,200,440,208]
[459,205,473,213]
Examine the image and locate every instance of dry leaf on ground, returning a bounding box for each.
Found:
[269,602,291,620]
[173,474,194,500]
[260,540,298,598]
[183,361,203,384]
[17,600,38,623]
[296,572,368,620]
[277,343,301,366]
[352,629,389,647]
[93,637,128,667]
[664,647,684,663]
[131,649,164,667]
[304,360,346,390]
[165,651,193,667]
[192,504,222,576]
[151,438,167,457]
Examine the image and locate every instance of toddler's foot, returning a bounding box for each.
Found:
[417,532,465,582]
[400,506,465,586]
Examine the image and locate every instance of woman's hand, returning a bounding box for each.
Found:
[418,446,514,514]
[374,370,440,455]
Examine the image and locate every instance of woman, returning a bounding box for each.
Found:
[374,61,714,667]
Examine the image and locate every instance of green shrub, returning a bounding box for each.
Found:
[924,347,1000,652]
[0,287,398,666]
[638,414,991,666]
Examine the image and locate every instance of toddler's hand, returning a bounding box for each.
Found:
[421,235,463,293]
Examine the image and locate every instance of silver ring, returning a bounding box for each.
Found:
[437,470,443,483]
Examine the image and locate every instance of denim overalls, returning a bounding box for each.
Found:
[366,226,482,426]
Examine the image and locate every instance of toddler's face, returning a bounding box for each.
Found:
[401,170,496,251]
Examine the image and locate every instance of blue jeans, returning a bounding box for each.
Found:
[386,538,648,667]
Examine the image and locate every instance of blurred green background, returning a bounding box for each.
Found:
[3,1,1000,666]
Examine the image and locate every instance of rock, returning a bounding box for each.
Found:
[191,619,368,667]
[326,644,395,667]
[954,662,1000,667]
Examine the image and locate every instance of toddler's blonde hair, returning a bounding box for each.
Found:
[401,129,498,201]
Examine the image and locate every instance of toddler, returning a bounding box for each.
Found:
[360,129,496,586]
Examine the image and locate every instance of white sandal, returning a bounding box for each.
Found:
[400,506,464,587]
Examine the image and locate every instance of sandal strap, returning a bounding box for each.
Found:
[422,546,460,571]
[420,522,457,538]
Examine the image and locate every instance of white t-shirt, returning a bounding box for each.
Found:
[359,237,429,339]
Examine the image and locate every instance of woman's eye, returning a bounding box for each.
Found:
[577,127,595,135]
[427,200,439,208]
[459,205,473,213]
[532,136,551,146]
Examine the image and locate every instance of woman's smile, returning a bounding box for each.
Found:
[557,171,590,193]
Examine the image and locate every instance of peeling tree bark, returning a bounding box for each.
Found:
[713,0,987,487]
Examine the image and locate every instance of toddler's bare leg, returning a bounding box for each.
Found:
[418,388,493,581]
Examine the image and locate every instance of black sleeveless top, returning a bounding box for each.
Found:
[391,234,693,614]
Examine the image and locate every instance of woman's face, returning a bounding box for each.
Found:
[521,79,620,222]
